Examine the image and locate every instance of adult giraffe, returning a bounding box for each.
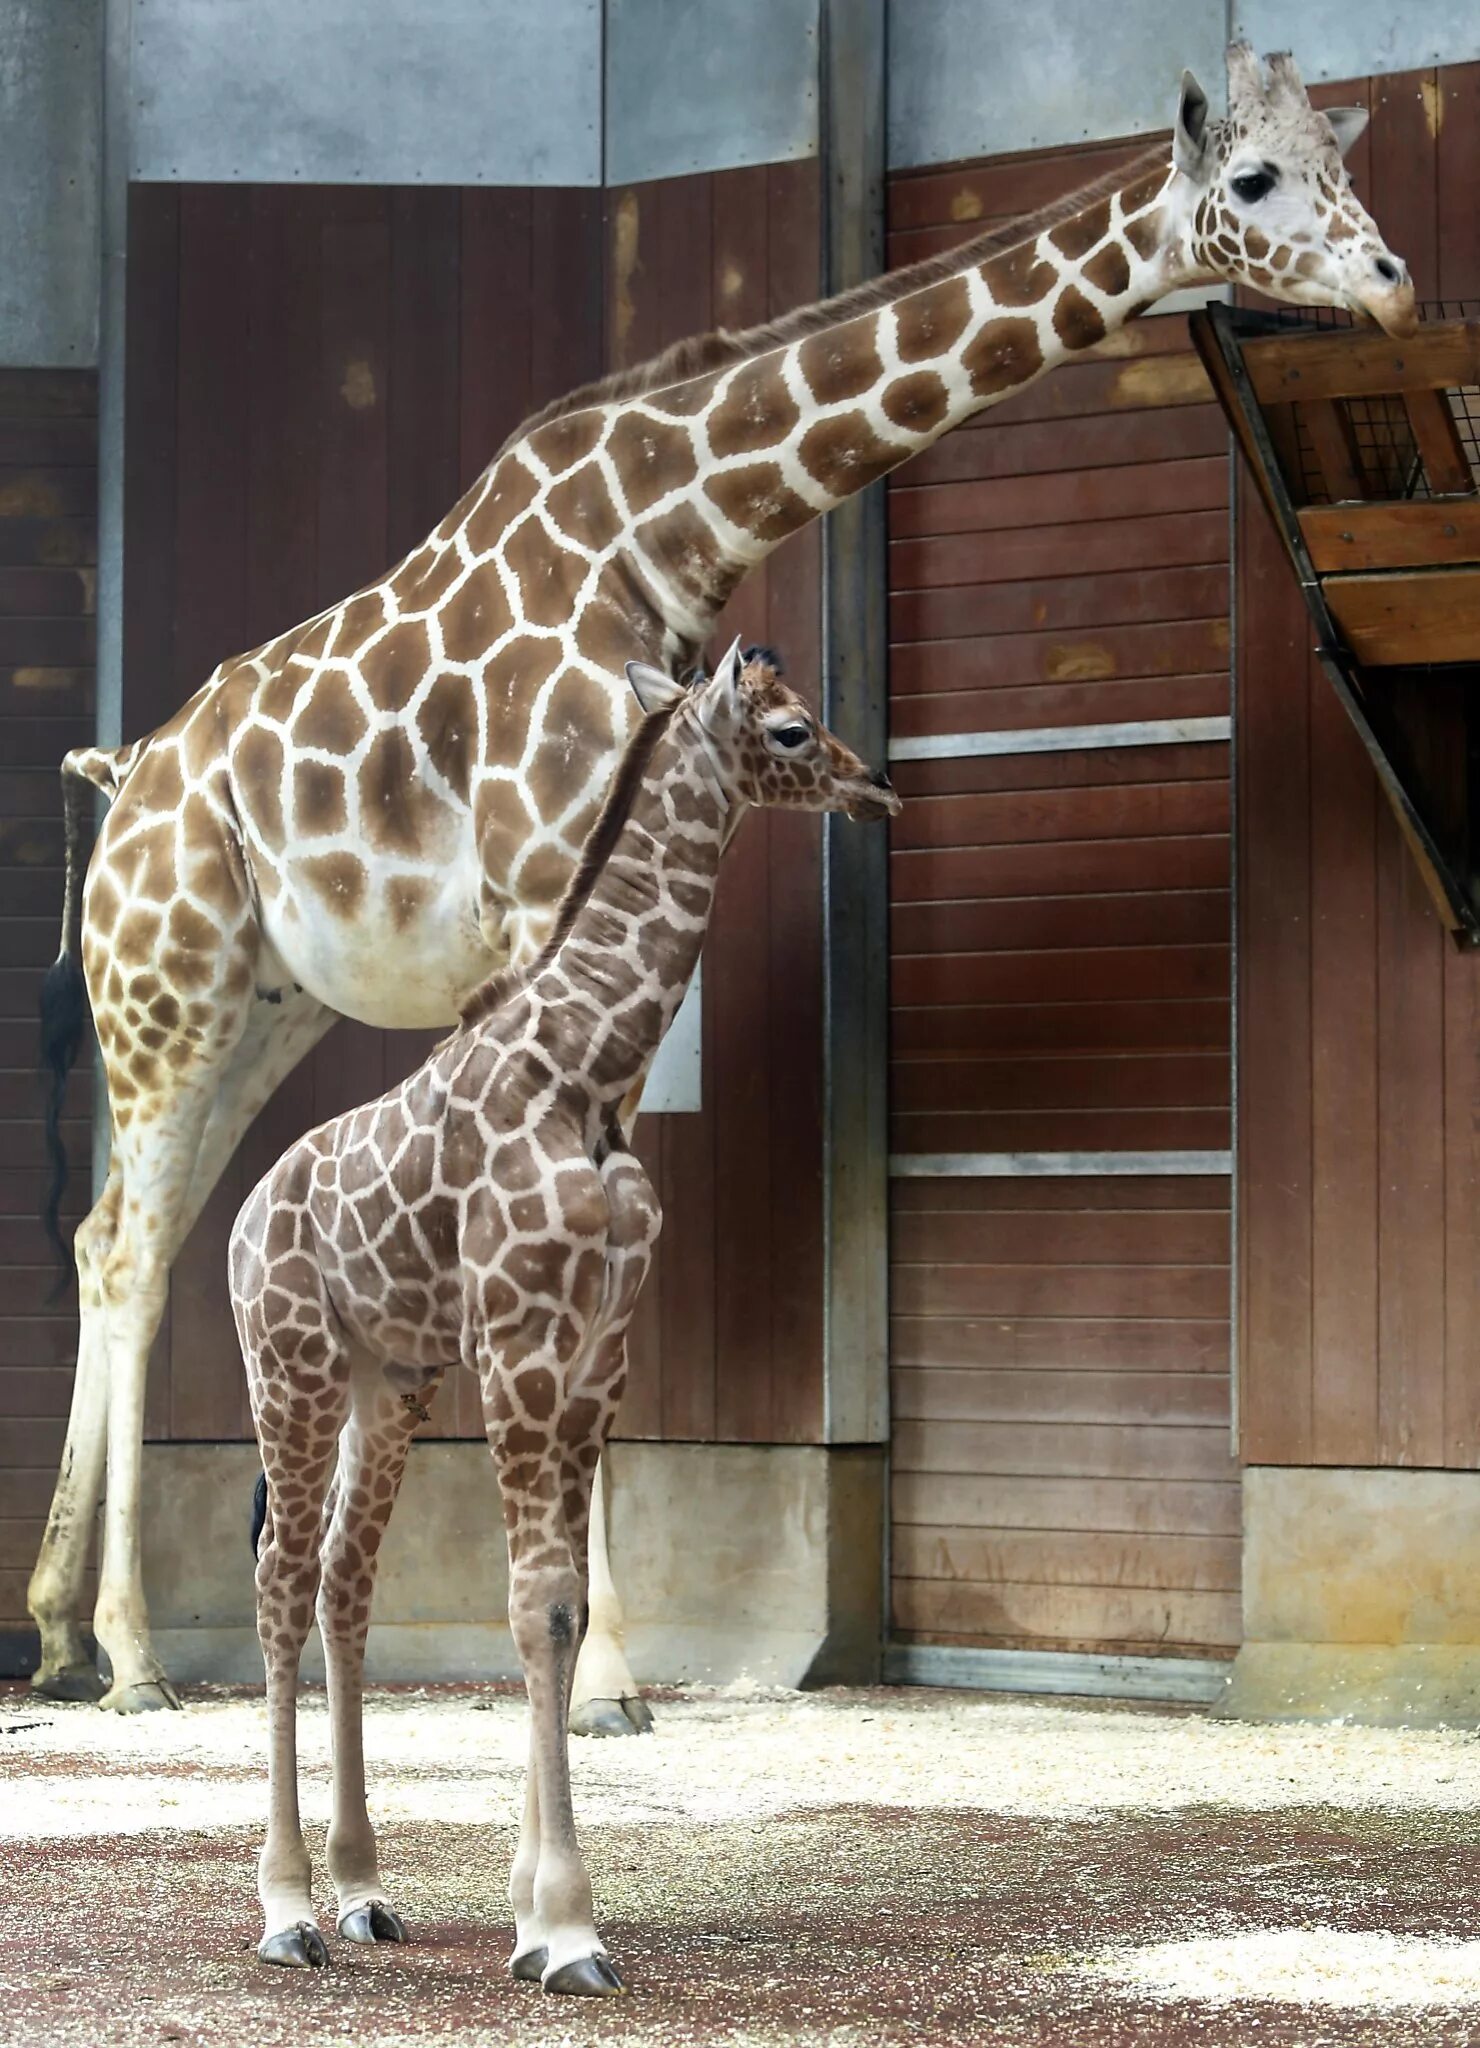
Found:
[33,44,1415,1713]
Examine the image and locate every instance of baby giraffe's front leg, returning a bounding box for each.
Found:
[484,1369,622,1996]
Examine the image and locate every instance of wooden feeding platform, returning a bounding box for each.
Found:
[1191,301,1480,941]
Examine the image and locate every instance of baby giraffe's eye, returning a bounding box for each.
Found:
[771,724,811,750]
[1230,168,1276,204]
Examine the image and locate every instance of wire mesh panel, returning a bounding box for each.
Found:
[1249,302,1480,504]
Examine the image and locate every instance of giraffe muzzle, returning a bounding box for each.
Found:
[845,772,902,823]
[1354,257,1419,339]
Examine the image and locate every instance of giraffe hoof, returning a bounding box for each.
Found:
[569,1694,652,1738]
[510,1945,548,1982]
[338,1902,407,1945]
[98,1677,182,1714]
[30,1661,106,1705]
[544,1953,627,1996]
[258,1923,330,1970]
[621,1692,655,1734]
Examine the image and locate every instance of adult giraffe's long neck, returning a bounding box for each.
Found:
[527,707,728,1106]
[608,148,1180,644]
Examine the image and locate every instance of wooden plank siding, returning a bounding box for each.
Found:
[0,370,96,1634]
[120,168,826,1454]
[604,162,826,1444]
[1239,61,1480,1472]
[885,137,1237,1661]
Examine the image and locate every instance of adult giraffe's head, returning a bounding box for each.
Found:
[1159,42,1417,336]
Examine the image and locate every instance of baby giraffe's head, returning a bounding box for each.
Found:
[625,638,901,823]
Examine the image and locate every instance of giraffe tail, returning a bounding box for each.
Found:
[250,1470,269,1560]
[38,751,108,1288]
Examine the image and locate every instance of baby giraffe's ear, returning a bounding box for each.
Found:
[697,635,745,736]
[625,660,685,715]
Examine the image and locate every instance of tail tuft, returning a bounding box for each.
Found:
[250,1470,269,1560]
[39,950,89,1291]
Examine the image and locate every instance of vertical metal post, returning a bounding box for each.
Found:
[819,0,888,1444]
[93,0,130,1194]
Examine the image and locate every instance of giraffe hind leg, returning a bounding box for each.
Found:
[567,1456,652,1737]
[100,991,331,1713]
[29,985,332,1710]
[569,1148,658,1741]
[27,1173,120,1701]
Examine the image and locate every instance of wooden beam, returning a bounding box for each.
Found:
[1300,499,1480,572]
[1403,387,1473,494]
[1323,566,1480,666]
[1244,320,1480,403]
[1299,398,1369,502]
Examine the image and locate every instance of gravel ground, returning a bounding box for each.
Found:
[3,1680,1480,2047]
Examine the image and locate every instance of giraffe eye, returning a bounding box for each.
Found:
[771,724,811,751]
[1231,169,1276,204]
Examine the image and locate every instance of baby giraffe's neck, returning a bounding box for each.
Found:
[529,708,732,1107]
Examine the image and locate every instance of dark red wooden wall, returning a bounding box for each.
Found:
[885,139,1238,1660]
[0,369,96,1636]
[1239,63,1480,1470]
[122,167,827,1453]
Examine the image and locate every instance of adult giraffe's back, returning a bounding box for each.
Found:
[32,44,1416,1712]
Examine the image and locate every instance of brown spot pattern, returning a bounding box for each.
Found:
[962,317,1045,397]
[1083,242,1132,298]
[707,360,800,459]
[895,276,972,362]
[880,371,951,435]
[1053,285,1107,351]
[797,325,883,404]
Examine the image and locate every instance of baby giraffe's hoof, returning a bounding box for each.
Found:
[544,1953,627,1996]
[258,1922,330,1969]
[510,1944,548,1983]
[338,1902,407,1945]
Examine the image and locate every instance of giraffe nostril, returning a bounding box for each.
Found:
[1374,255,1402,286]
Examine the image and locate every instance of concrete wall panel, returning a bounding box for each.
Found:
[1232,4,1480,87]
[1225,1467,1480,1727]
[139,1440,880,1686]
[604,0,818,186]
[130,0,602,186]
[0,1,100,365]
[887,0,1224,169]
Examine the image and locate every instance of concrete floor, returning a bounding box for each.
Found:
[4,1680,1480,2046]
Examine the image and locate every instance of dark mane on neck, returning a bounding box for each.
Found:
[495,142,1167,459]
[457,694,684,1032]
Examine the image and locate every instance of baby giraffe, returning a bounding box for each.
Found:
[229,638,899,1992]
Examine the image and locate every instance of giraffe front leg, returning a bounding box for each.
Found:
[320,1367,440,1945]
[241,1289,350,1968]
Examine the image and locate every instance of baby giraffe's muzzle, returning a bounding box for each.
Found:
[846,768,902,822]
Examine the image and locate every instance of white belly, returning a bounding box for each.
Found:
[259,849,500,1029]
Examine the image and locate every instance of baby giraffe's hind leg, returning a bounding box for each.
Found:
[482,1353,623,1998]
[320,1365,443,1944]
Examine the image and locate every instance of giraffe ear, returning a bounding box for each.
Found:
[1325,106,1369,159]
[625,660,685,715]
[1174,69,1211,180]
[697,636,745,736]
